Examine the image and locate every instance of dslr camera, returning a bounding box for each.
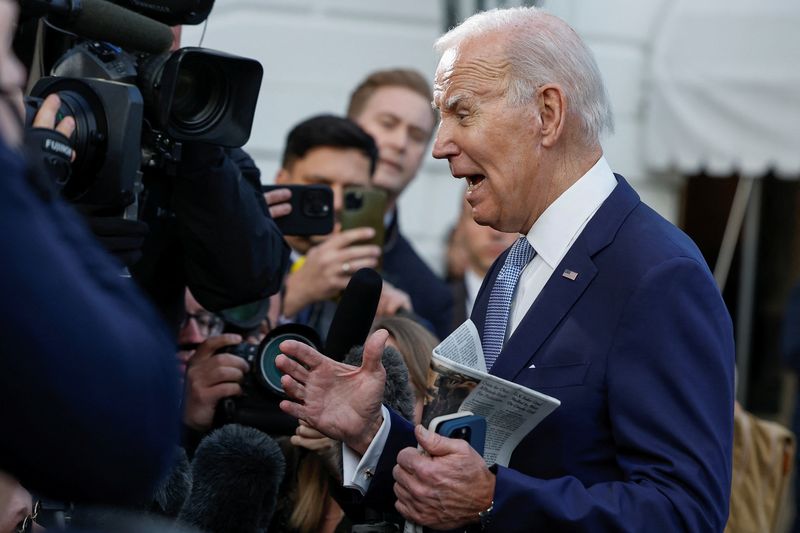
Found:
[20,0,262,214]
[213,324,322,436]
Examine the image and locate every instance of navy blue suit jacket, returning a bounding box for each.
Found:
[369,176,735,531]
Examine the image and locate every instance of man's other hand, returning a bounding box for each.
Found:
[282,227,381,317]
[377,280,413,317]
[32,93,76,143]
[393,425,495,530]
[263,187,292,219]
[183,333,248,431]
[276,329,388,455]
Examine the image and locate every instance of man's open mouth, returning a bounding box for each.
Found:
[464,174,486,192]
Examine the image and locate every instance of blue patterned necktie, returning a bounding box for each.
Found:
[482,236,535,370]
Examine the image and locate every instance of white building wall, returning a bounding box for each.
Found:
[183,0,682,276]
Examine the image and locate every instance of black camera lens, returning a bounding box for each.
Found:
[303,189,332,218]
[345,190,364,210]
[254,324,322,395]
[170,56,228,133]
[25,81,108,200]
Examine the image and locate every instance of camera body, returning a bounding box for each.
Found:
[25,36,262,212]
[213,324,321,436]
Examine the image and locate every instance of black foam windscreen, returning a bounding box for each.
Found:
[50,0,174,54]
[325,267,383,362]
[344,345,415,422]
[149,446,192,517]
[178,424,286,533]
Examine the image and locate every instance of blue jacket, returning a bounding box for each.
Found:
[0,139,181,504]
[369,176,735,532]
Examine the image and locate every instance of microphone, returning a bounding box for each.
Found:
[149,446,193,517]
[107,0,215,26]
[325,267,383,361]
[47,0,175,54]
[344,344,415,421]
[178,424,286,533]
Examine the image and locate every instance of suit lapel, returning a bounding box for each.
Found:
[474,175,641,380]
[490,244,597,381]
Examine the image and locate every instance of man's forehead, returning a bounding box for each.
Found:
[434,40,510,106]
[433,57,509,108]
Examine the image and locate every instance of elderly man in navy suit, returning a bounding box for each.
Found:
[276,7,735,532]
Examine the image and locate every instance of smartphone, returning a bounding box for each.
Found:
[262,184,334,236]
[428,411,487,456]
[340,185,387,249]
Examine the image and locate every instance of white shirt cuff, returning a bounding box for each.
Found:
[342,405,391,495]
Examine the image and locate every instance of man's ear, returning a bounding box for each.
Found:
[537,84,566,148]
[275,168,291,184]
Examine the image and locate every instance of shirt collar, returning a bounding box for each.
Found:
[464,268,484,301]
[526,156,617,268]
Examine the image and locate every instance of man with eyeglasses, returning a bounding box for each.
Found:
[178,289,249,443]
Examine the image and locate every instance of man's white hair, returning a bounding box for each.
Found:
[434,7,614,145]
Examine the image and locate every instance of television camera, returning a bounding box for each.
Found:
[18,0,263,215]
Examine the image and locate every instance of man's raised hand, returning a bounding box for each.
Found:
[276,329,389,455]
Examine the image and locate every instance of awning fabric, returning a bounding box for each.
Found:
[644,0,800,178]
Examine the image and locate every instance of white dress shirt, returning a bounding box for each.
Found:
[463,267,483,319]
[342,156,618,493]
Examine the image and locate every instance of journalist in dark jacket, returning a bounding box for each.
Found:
[0,118,180,505]
[132,143,290,330]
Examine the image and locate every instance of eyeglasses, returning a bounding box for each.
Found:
[180,311,224,337]
[15,499,39,533]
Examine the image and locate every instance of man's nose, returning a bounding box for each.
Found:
[386,126,409,152]
[432,122,457,160]
[178,318,205,345]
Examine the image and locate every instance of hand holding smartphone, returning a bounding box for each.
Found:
[340,185,387,248]
[262,184,334,236]
[427,411,487,456]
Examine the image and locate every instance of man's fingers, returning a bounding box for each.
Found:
[205,382,243,400]
[290,434,333,451]
[296,424,325,439]
[55,115,76,139]
[337,243,382,262]
[396,445,426,473]
[210,353,250,373]
[263,188,292,204]
[329,227,377,248]
[269,203,292,219]
[394,481,426,522]
[332,257,379,278]
[280,373,306,401]
[277,339,325,371]
[203,364,246,386]
[415,424,468,457]
[274,354,310,386]
[191,334,243,363]
[32,94,61,128]
[361,329,389,373]
[264,188,292,219]
[279,398,306,420]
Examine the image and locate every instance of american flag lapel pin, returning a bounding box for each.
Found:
[562,269,578,281]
